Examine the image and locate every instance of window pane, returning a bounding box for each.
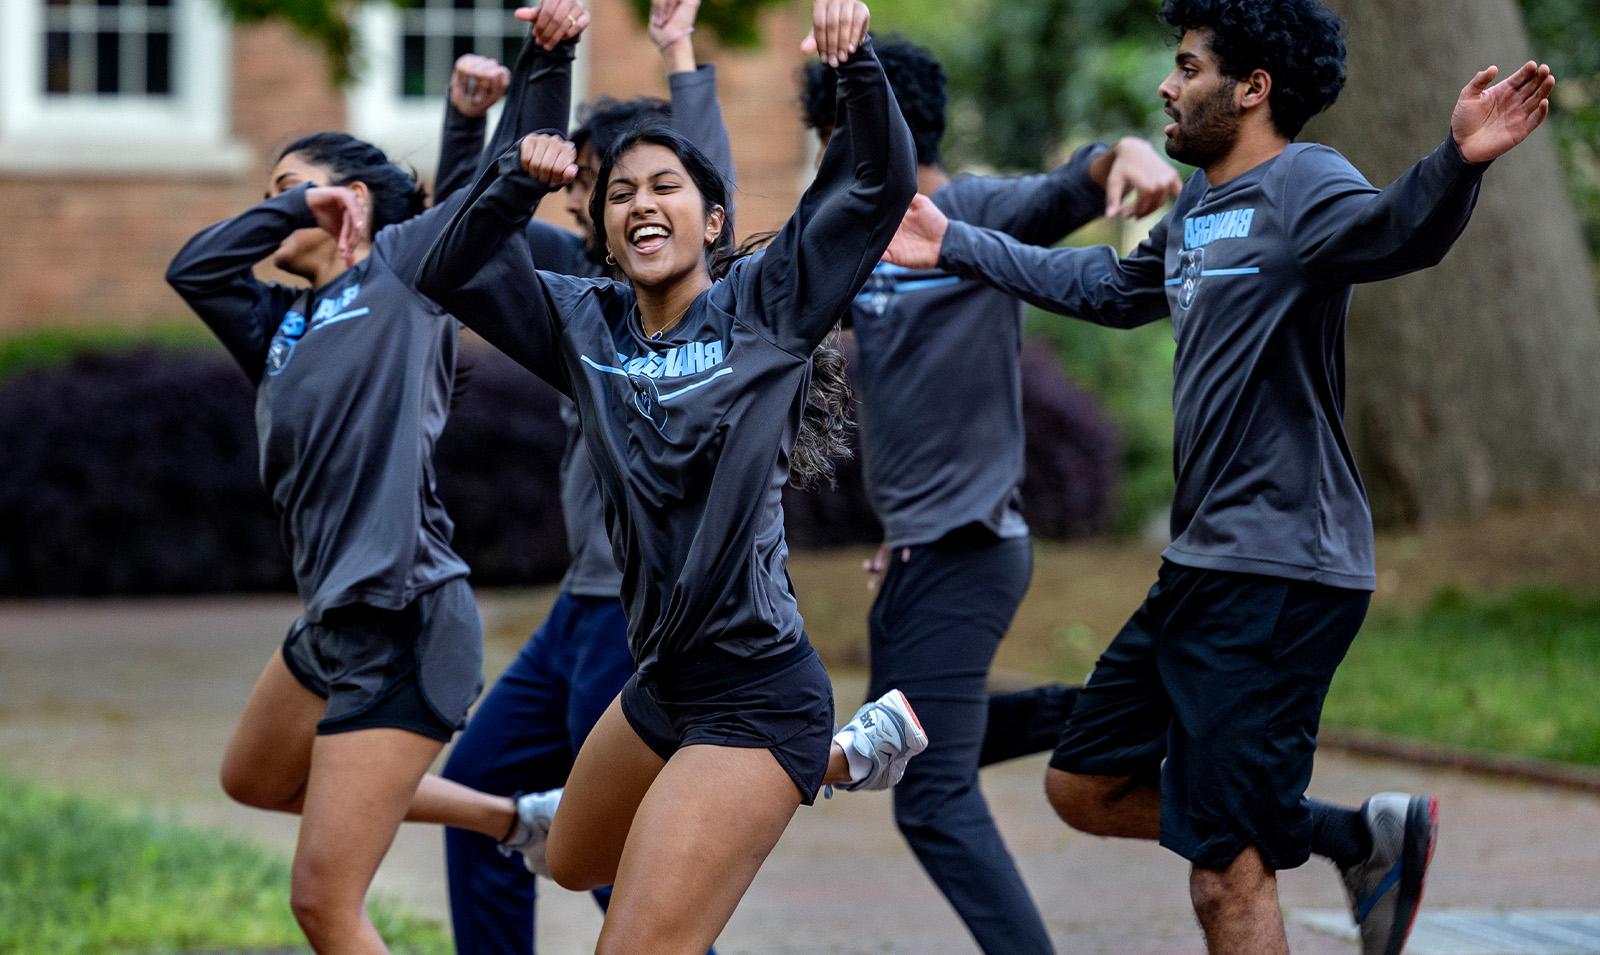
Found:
[148,0,173,6]
[96,0,120,8]
[44,32,72,94]
[402,33,428,97]
[146,31,171,95]
[96,31,120,94]
[452,34,474,63]
[499,34,521,66]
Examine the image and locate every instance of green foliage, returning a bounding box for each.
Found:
[0,773,450,953]
[0,322,214,381]
[624,0,790,48]
[1324,588,1600,766]
[1024,239,1176,535]
[869,0,1169,170]
[217,0,359,84]
[1522,0,1600,258]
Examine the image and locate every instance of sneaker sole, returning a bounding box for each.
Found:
[1386,795,1438,955]
[882,689,929,756]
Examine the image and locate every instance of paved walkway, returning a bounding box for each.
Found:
[2,595,1597,953]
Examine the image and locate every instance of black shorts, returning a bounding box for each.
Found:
[621,641,835,805]
[282,578,484,742]
[1050,561,1369,870]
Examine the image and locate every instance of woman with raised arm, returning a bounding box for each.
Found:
[162,5,589,951]
[415,2,922,950]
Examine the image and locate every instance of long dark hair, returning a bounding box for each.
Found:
[278,132,428,233]
[589,125,853,490]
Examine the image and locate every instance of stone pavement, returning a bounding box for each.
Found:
[2,595,1597,953]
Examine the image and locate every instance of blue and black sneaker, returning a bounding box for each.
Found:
[1339,792,1439,955]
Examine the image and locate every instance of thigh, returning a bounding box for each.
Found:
[292,728,446,907]
[598,745,801,955]
[546,694,666,891]
[443,612,578,794]
[220,648,326,808]
[1049,576,1174,778]
[1159,573,1369,871]
[868,536,1032,697]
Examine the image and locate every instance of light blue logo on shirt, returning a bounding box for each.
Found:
[265,283,369,377]
[1184,208,1256,249]
[580,338,735,435]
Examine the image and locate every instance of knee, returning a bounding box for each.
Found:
[288,873,353,942]
[892,784,964,842]
[546,835,611,893]
[1188,867,1234,924]
[219,761,297,812]
[1044,768,1117,836]
[1188,849,1273,924]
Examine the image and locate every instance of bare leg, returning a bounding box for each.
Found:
[597,744,802,955]
[545,696,667,891]
[1044,767,1161,839]
[289,729,444,953]
[220,650,513,837]
[1190,847,1287,955]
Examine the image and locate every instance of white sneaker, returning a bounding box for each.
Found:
[835,689,929,792]
[498,787,562,876]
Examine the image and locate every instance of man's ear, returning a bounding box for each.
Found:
[1239,68,1273,112]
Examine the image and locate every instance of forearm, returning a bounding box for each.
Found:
[166,188,313,294]
[668,64,736,202]
[484,39,576,172]
[1299,137,1488,283]
[938,219,1167,329]
[435,100,487,204]
[417,146,553,301]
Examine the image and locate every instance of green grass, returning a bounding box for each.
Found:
[0,323,214,380]
[0,774,450,954]
[1324,588,1600,767]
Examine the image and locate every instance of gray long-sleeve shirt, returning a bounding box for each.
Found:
[850,144,1107,548]
[437,64,737,599]
[416,42,916,669]
[165,37,567,621]
[937,137,1488,590]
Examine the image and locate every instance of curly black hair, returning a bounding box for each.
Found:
[1160,0,1346,139]
[800,37,947,166]
[571,96,672,156]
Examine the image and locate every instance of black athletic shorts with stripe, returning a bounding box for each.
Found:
[282,578,484,742]
[622,640,835,805]
[1050,560,1369,870]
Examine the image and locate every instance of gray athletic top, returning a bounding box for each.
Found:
[440,64,737,598]
[166,38,565,620]
[417,42,916,669]
[850,144,1107,548]
[936,138,1489,590]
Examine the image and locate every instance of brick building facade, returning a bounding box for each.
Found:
[0,0,813,332]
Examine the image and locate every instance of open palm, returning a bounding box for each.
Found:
[1452,61,1556,164]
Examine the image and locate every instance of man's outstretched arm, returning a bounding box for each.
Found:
[1293,60,1556,284]
[886,193,1172,329]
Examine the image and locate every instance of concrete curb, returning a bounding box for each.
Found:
[1319,728,1600,796]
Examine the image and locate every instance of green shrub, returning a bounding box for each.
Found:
[1325,588,1600,766]
[0,774,450,954]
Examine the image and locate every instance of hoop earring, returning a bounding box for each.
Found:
[605,250,616,265]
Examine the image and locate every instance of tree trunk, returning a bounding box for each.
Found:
[1310,0,1600,526]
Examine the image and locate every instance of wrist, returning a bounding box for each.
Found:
[656,26,696,65]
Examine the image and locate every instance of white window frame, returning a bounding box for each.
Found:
[349,2,586,180]
[0,0,249,175]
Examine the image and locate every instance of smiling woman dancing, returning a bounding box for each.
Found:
[413,2,923,950]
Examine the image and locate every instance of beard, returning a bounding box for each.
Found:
[1165,80,1243,168]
